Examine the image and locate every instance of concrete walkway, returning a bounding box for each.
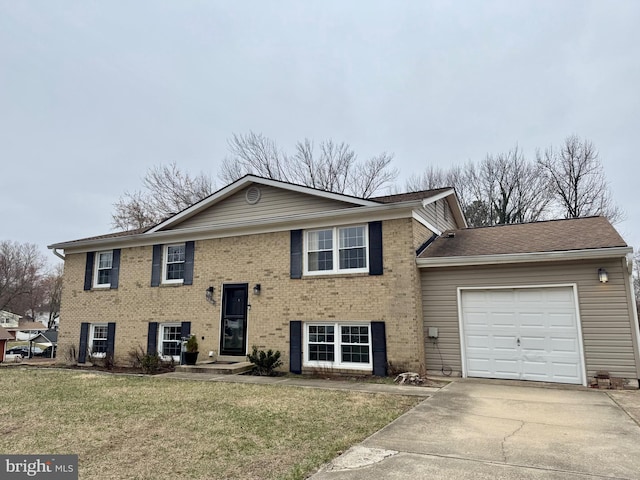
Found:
[311,381,640,480]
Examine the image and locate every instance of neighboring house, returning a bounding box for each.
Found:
[0,327,14,362]
[48,175,640,387]
[0,311,20,329]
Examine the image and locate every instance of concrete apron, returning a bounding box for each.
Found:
[312,380,640,479]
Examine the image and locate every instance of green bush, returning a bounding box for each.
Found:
[247,346,282,376]
[186,335,199,353]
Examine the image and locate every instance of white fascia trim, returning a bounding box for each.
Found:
[53,202,419,254]
[420,188,455,206]
[417,246,633,268]
[411,211,441,235]
[147,176,380,233]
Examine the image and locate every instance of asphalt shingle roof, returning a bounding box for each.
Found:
[418,216,627,258]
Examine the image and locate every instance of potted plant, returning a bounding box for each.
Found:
[183,335,199,365]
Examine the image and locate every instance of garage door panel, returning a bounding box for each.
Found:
[461,287,583,385]
[547,313,577,328]
[550,337,579,353]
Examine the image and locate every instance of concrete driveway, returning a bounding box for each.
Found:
[311,381,640,479]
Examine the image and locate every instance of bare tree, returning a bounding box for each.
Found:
[0,241,46,313]
[469,147,552,225]
[43,264,63,329]
[407,148,552,227]
[112,162,215,230]
[537,135,623,223]
[219,131,398,198]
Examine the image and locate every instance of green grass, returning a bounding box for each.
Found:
[0,368,421,479]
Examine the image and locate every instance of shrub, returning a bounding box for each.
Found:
[128,345,172,374]
[247,346,282,376]
[186,335,198,353]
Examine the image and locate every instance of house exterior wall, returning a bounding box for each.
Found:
[58,218,426,372]
[174,185,357,230]
[415,199,458,233]
[420,258,640,382]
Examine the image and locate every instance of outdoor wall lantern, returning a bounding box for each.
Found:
[253,284,261,295]
[598,268,608,284]
[205,286,215,303]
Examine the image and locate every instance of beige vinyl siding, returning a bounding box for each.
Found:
[421,258,640,380]
[173,185,358,230]
[415,199,458,233]
[412,219,435,250]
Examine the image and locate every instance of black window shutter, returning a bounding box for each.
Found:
[183,241,195,285]
[84,252,95,291]
[368,221,383,276]
[110,249,121,289]
[78,322,89,363]
[151,244,163,287]
[147,322,158,355]
[290,230,303,279]
[371,321,387,376]
[181,321,191,339]
[290,321,302,374]
[106,322,116,357]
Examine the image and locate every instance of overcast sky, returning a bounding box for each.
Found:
[1,1,638,266]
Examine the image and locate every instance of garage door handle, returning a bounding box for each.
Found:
[517,338,521,346]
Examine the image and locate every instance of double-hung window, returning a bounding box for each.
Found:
[164,244,185,283]
[305,225,368,275]
[305,323,372,370]
[94,251,113,288]
[90,324,108,358]
[159,323,182,361]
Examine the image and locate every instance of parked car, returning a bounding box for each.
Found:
[6,346,29,358]
[36,346,56,358]
[5,346,43,358]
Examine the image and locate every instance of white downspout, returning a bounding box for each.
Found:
[626,254,640,384]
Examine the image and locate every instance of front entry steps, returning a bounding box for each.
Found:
[174,361,254,375]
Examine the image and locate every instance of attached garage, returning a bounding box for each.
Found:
[460,286,584,385]
[418,217,640,387]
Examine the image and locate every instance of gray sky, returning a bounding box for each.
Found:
[1,1,638,266]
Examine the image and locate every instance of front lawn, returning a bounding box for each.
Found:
[0,368,420,479]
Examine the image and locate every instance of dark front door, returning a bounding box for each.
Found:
[220,283,248,356]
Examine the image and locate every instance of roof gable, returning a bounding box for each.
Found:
[148,175,379,233]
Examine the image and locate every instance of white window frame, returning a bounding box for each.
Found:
[93,250,113,288]
[303,225,369,276]
[303,322,372,370]
[162,243,186,284]
[89,323,108,359]
[158,323,182,362]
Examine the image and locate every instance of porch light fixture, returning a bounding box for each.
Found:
[253,284,261,295]
[205,286,215,303]
[598,268,608,284]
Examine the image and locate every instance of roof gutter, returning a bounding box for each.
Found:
[416,246,633,268]
[52,248,65,261]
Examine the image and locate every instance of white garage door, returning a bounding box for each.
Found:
[461,287,584,385]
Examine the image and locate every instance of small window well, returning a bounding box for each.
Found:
[245,186,261,205]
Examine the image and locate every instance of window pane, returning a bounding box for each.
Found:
[166,263,185,280]
[98,252,113,269]
[97,269,111,285]
[93,326,108,339]
[92,339,107,353]
[342,345,370,363]
[167,245,185,263]
[309,344,335,362]
[308,251,333,271]
[339,226,365,248]
[339,247,366,269]
[162,341,181,357]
